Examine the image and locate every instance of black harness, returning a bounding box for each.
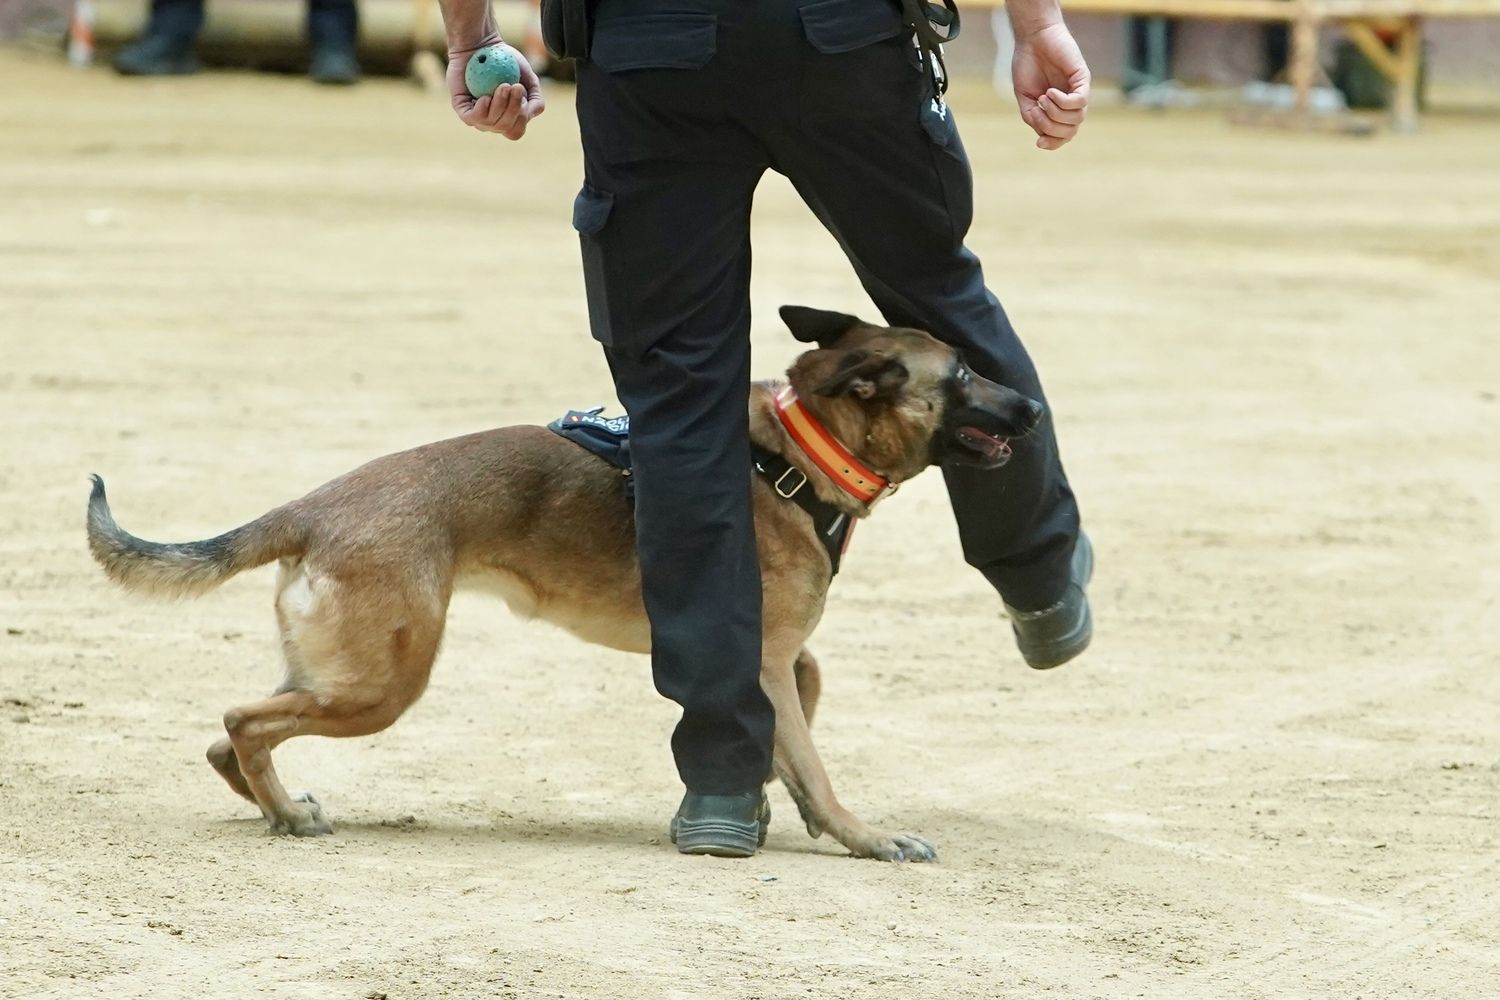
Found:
[748,443,854,576]
[548,408,855,576]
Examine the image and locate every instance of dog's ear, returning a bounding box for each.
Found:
[780,305,866,348]
[811,350,910,401]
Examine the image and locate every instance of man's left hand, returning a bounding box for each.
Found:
[1012,23,1090,151]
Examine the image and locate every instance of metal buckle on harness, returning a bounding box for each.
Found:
[774,466,808,499]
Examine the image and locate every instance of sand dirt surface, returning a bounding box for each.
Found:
[2,51,1498,999]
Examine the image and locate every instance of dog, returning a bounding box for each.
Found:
[86,306,1043,862]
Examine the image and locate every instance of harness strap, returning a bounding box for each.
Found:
[751,444,855,577]
[548,404,871,578]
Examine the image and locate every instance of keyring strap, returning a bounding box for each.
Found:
[900,0,962,99]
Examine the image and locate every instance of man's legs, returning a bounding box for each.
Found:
[605,324,773,796]
[307,0,360,84]
[570,0,783,850]
[771,105,1081,613]
[571,91,776,796]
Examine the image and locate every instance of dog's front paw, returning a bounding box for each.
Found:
[268,791,334,837]
[859,832,938,863]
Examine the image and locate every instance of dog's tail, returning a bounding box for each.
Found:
[86,475,305,598]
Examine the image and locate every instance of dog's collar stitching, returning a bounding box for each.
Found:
[773,387,894,507]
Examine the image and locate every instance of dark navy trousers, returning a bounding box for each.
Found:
[574,0,1081,794]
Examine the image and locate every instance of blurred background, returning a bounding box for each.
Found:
[5,0,1500,105]
[2,2,1498,997]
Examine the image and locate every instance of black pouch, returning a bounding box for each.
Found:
[541,0,592,62]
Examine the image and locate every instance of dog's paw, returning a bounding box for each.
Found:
[268,791,334,837]
[861,832,937,863]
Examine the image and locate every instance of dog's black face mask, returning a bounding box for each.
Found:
[930,361,1045,470]
[780,304,1044,474]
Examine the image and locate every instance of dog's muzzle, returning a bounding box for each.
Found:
[953,426,1012,465]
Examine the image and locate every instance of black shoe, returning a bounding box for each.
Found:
[669,791,770,858]
[112,33,200,76]
[1006,530,1093,670]
[309,47,361,85]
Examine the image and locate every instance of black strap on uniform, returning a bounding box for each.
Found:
[900,0,961,100]
[751,444,853,578]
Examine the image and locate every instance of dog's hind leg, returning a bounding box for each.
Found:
[203,562,309,806]
[221,650,442,835]
[206,737,255,803]
[222,689,339,835]
[203,560,316,810]
[220,566,449,836]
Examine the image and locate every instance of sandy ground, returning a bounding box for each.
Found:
[2,50,1499,999]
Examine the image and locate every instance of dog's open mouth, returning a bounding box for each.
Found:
[955,426,1012,464]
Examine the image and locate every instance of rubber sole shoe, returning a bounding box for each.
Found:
[669,791,770,858]
[1006,530,1094,670]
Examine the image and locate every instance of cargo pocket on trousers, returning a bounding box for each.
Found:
[579,13,720,162]
[919,97,974,250]
[798,0,917,122]
[573,184,618,348]
[590,13,717,72]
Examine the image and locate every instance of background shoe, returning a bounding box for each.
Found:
[669,791,770,858]
[309,47,361,85]
[112,34,200,76]
[1006,531,1093,670]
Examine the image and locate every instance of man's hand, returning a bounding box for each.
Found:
[1011,23,1090,151]
[447,40,546,140]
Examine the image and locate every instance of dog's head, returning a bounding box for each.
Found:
[780,305,1044,482]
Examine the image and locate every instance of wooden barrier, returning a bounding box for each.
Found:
[975,0,1500,130]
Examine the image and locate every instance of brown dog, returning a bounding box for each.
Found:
[86,306,1043,862]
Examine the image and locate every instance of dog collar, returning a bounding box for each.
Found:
[774,386,892,506]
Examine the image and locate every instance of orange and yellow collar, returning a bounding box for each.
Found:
[774,386,894,506]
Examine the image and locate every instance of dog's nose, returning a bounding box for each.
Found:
[1021,398,1045,429]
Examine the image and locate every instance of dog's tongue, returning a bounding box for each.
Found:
[957,426,1011,460]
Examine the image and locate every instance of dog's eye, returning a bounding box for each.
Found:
[954,367,971,385]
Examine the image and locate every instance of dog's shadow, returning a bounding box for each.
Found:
[214,811,854,858]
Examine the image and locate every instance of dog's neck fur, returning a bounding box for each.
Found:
[749,382,893,518]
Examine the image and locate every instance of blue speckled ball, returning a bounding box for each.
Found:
[465,45,521,98]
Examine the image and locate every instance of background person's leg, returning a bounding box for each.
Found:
[148,0,204,37]
[112,0,203,75]
[307,0,359,83]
